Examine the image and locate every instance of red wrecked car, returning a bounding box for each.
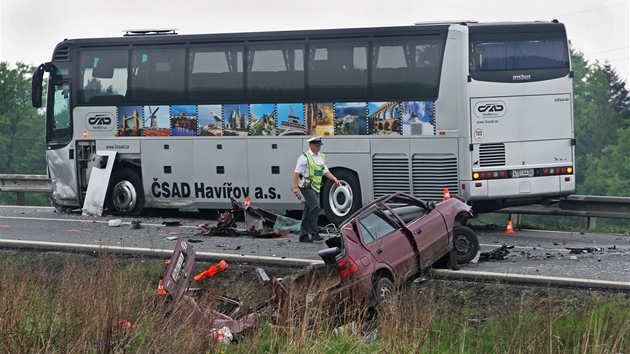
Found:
[318,192,479,307]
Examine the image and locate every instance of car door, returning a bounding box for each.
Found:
[357,208,417,281]
[405,208,449,268]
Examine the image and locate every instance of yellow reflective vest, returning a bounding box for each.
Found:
[305,152,325,193]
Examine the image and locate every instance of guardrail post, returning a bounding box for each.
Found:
[17,192,25,206]
[587,216,597,229]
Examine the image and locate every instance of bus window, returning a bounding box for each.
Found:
[131,47,186,103]
[49,82,71,143]
[189,46,244,102]
[470,40,569,71]
[371,38,444,100]
[79,50,128,104]
[468,25,570,82]
[247,45,305,101]
[307,42,368,100]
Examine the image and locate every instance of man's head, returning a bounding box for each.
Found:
[308,136,323,147]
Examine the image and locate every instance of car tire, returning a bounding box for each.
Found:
[106,168,145,215]
[372,277,395,309]
[322,169,362,225]
[453,226,479,264]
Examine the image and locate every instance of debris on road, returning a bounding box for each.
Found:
[130,220,142,229]
[194,260,229,281]
[567,247,602,254]
[197,198,300,237]
[162,221,182,227]
[479,244,513,262]
[108,219,122,227]
[157,238,295,343]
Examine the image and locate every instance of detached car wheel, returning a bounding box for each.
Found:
[453,226,479,264]
[322,170,362,225]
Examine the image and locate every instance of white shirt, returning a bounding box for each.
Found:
[294,149,329,177]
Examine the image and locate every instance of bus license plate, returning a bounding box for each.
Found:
[512,169,534,178]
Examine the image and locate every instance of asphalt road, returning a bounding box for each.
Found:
[0,206,629,288]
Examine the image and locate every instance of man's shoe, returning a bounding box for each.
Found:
[299,235,313,242]
[311,234,323,241]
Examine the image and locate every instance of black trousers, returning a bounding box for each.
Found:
[299,187,320,237]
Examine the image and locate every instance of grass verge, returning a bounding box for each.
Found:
[0,250,628,353]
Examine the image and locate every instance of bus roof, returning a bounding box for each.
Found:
[50,20,566,61]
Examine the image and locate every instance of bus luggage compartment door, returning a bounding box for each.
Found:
[82,150,117,216]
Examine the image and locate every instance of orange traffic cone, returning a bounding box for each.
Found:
[443,188,451,201]
[244,196,251,207]
[505,220,515,234]
[157,279,167,295]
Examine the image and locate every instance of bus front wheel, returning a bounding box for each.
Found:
[106,168,145,215]
[322,170,361,225]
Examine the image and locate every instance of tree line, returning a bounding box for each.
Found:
[0,47,628,207]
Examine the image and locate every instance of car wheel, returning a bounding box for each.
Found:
[106,168,145,215]
[453,226,479,264]
[322,169,362,225]
[372,277,395,309]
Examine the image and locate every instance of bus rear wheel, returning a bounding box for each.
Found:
[322,170,361,225]
[106,168,145,215]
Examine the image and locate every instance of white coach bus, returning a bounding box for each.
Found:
[32,20,575,223]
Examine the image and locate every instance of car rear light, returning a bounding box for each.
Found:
[337,257,359,277]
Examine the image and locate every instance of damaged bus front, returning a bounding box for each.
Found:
[33,60,83,211]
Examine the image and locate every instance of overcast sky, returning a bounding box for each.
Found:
[1,0,628,84]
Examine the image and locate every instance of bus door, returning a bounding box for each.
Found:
[46,80,81,208]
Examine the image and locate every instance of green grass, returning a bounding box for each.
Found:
[0,250,628,353]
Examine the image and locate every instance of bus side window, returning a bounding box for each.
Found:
[131,48,186,103]
[189,47,244,102]
[307,42,368,100]
[247,45,305,101]
[79,49,129,104]
[371,39,444,100]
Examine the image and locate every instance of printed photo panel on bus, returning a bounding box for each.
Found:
[143,105,170,137]
[402,101,436,136]
[117,106,144,137]
[277,103,305,136]
[223,104,249,136]
[171,105,198,136]
[306,103,334,136]
[368,102,401,135]
[334,102,368,135]
[250,104,277,136]
[198,104,223,136]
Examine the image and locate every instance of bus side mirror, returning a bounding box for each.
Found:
[31,64,45,108]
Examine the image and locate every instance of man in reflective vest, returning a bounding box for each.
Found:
[293,136,340,242]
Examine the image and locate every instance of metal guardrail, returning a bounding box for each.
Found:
[0,174,52,206]
[0,174,628,225]
[491,195,629,228]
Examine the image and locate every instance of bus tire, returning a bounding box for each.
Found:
[453,226,479,264]
[106,168,145,215]
[322,169,361,225]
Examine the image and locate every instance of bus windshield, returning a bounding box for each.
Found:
[470,39,569,71]
[468,24,570,82]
